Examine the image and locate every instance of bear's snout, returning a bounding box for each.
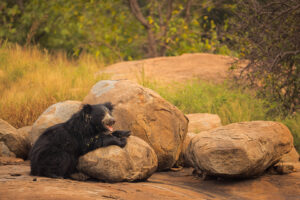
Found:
[102,112,115,126]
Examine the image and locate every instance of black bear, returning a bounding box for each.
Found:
[29,102,130,179]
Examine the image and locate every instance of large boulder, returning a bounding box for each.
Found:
[0,119,29,159]
[83,80,188,170]
[78,136,158,182]
[29,100,81,145]
[189,121,294,178]
[178,113,222,167]
[186,113,222,133]
[100,53,244,83]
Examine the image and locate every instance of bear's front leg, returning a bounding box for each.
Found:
[102,135,127,148]
[91,135,127,149]
[112,130,131,138]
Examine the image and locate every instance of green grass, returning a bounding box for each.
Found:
[0,43,299,153]
[140,79,300,152]
[282,113,300,153]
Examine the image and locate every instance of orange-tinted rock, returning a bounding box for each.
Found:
[1,162,300,200]
[29,101,81,145]
[280,147,299,163]
[100,53,243,83]
[189,121,294,178]
[180,132,197,167]
[17,126,32,158]
[83,80,188,170]
[0,119,29,159]
[186,113,222,133]
[78,136,157,182]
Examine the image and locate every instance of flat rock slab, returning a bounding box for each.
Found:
[100,53,243,83]
[1,161,300,200]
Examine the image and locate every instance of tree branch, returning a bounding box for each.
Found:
[185,0,192,22]
[127,0,150,29]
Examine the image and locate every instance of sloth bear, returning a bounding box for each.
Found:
[29,102,130,179]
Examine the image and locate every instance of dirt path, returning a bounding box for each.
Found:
[100,53,243,83]
[1,160,300,200]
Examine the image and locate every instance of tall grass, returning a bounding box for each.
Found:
[0,43,108,128]
[140,79,300,152]
[141,80,269,124]
[0,43,299,152]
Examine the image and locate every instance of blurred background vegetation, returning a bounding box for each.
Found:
[0,0,235,61]
[0,0,299,150]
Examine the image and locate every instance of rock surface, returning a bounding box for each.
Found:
[1,161,300,200]
[100,53,244,83]
[0,157,24,165]
[78,136,157,182]
[0,119,29,159]
[186,113,222,133]
[0,142,15,157]
[29,100,81,145]
[280,147,299,163]
[83,80,188,170]
[17,126,32,153]
[180,132,197,167]
[189,121,294,178]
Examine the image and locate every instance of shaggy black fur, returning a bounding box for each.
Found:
[29,102,130,178]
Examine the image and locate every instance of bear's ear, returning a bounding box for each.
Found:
[83,104,93,114]
[104,102,114,111]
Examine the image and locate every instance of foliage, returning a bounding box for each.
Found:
[140,78,300,152]
[127,0,234,57]
[0,44,299,152]
[141,79,269,124]
[282,113,300,152]
[230,0,300,117]
[0,43,107,128]
[1,0,298,149]
[0,0,234,62]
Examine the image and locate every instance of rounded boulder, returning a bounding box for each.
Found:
[83,80,188,170]
[78,136,158,182]
[189,121,293,178]
[0,119,29,159]
[29,100,81,145]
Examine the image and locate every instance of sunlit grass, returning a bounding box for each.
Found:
[140,79,300,152]
[0,43,299,152]
[0,43,108,128]
[141,80,268,124]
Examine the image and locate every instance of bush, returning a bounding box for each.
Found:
[230,0,300,117]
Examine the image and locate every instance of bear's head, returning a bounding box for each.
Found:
[82,102,115,133]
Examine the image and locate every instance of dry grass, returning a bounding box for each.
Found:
[0,43,108,128]
[0,43,298,152]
